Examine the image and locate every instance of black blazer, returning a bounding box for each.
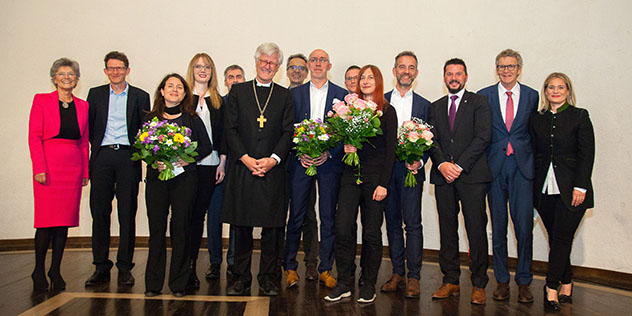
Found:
[529,106,595,211]
[87,84,150,179]
[427,90,492,184]
[192,94,226,155]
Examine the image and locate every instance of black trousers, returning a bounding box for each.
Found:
[435,181,489,288]
[538,194,586,289]
[145,171,197,293]
[190,165,217,261]
[334,171,385,288]
[234,225,284,286]
[89,147,140,272]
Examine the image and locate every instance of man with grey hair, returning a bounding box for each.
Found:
[224,64,245,93]
[222,42,294,296]
[478,49,538,303]
[286,54,309,88]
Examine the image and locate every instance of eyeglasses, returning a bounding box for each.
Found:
[497,64,519,71]
[56,72,76,78]
[106,66,127,72]
[309,57,329,64]
[287,65,306,71]
[345,76,358,82]
[194,65,212,71]
[258,59,279,68]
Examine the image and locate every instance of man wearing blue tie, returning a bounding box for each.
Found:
[283,49,347,289]
[477,49,539,303]
[381,51,430,298]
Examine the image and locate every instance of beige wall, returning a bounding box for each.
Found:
[2,0,631,274]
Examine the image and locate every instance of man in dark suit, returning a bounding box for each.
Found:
[428,58,492,304]
[222,43,294,296]
[85,51,150,286]
[381,51,430,298]
[283,49,347,289]
[478,49,538,303]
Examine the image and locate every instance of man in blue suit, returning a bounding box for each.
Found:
[477,49,538,303]
[283,49,347,289]
[381,51,430,298]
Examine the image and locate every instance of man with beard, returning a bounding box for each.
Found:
[286,54,309,89]
[284,49,347,289]
[427,58,492,304]
[381,51,430,298]
[222,43,294,296]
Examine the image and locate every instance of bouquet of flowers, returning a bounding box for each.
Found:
[292,118,338,176]
[327,93,382,184]
[396,117,434,187]
[131,117,199,181]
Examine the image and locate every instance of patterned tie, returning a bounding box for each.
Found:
[449,95,458,131]
[505,91,514,155]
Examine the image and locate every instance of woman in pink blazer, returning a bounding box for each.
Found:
[28,58,89,291]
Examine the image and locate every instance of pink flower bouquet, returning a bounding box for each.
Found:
[131,117,199,181]
[327,93,382,184]
[396,117,434,187]
[293,118,338,176]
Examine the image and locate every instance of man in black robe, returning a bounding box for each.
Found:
[222,42,294,296]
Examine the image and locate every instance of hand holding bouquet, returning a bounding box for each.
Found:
[396,117,434,187]
[293,118,338,176]
[131,117,199,181]
[327,93,383,184]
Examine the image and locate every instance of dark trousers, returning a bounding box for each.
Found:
[285,164,340,273]
[208,176,235,265]
[145,171,197,293]
[301,183,319,268]
[234,225,284,286]
[335,171,385,288]
[384,161,423,280]
[89,147,139,272]
[190,165,217,261]
[538,194,586,289]
[435,180,489,288]
[488,155,533,285]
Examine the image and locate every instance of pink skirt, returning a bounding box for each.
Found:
[33,138,84,228]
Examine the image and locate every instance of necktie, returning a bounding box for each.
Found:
[449,95,458,131]
[505,91,514,155]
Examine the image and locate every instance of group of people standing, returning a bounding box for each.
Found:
[28,43,594,311]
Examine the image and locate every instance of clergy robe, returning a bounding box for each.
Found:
[222,80,294,227]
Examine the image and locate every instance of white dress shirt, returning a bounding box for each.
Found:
[498,82,520,124]
[390,87,413,127]
[195,91,220,166]
[447,88,466,115]
[309,81,328,121]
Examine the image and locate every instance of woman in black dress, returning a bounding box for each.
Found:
[530,72,595,311]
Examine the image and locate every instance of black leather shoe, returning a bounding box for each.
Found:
[259,280,279,296]
[543,285,561,311]
[227,280,251,296]
[145,290,161,297]
[173,291,186,297]
[85,270,110,286]
[118,271,135,285]
[205,264,221,280]
[558,282,573,303]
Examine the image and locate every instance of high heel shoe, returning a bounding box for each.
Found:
[543,285,561,311]
[48,271,66,291]
[31,271,49,291]
[558,282,573,303]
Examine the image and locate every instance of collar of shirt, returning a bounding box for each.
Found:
[447,88,466,110]
[309,80,329,91]
[498,82,520,120]
[390,88,414,125]
[109,83,129,96]
[255,79,271,87]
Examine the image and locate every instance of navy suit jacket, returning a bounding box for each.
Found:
[385,89,431,181]
[477,83,539,179]
[291,81,348,173]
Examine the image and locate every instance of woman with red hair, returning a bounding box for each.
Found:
[325,65,398,303]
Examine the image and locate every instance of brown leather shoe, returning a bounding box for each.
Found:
[380,274,405,292]
[432,283,460,299]
[471,287,486,305]
[305,265,318,281]
[285,270,299,288]
[319,270,337,288]
[405,278,420,298]
[518,284,534,303]
[493,282,509,301]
